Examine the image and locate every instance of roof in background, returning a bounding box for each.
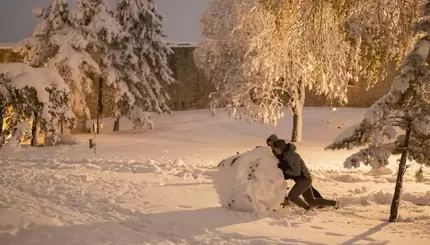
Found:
[0,43,16,49]
[0,41,197,50]
[166,41,198,48]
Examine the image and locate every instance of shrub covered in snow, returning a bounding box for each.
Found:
[213,146,288,215]
[44,134,79,146]
[128,107,154,130]
[0,63,75,146]
[2,120,33,147]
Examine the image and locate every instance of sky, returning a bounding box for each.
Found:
[0,0,209,44]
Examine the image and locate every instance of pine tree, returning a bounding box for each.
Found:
[113,0,175,131]
[71,0,124,132]
[326,0,430,222]
[17,0,100,119]
[0,64,75,146]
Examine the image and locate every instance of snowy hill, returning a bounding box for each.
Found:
[0,107,429,244]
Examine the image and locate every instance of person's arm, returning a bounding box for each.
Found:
[283,151,302,176]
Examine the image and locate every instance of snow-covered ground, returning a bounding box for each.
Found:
[0,107,429,245]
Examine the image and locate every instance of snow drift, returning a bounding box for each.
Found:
[213,146,288,215]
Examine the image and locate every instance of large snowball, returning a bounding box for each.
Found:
[213,146,288,215]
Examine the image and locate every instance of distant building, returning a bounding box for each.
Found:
[0,43,16,49]
[0,43,21,63]
[165,42,198,48]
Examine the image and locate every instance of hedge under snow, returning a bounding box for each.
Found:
[213,146,288,215]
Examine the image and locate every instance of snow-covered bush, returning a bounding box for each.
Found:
[0,63,75,146]
[44,134,79,146]
[128,107,154,130]
[213,147,288,215]
[2,120,33,148]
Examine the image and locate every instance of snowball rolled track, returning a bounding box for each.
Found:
[213,147,288,214]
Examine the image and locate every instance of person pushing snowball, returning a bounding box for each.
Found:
[266,134,324,207]
[267,135,340,211]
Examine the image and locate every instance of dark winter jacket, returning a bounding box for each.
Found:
[274,139,312,181]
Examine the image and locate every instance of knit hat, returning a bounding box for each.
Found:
[266,134,279,145]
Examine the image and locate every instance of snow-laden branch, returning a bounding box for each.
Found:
[0,63,75,143]
[196,0,352,125]
[326,6,430,169]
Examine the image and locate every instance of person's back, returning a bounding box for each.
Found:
[278,141,312,181]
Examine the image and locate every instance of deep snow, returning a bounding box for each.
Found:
[0,107,429,245]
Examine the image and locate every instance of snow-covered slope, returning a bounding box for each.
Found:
[0,107,429,245]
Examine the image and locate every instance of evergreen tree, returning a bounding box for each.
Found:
[113,0,175,130]
[0,63,75,146]
[18,0,100,119]
[326,0,430,222]
[71,0,124,131]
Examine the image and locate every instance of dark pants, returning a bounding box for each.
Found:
[309,185,322,198]
[288,178,336,210]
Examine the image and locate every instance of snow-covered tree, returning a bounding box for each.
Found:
[0,63,75,147]
[17,0,100,119]
[326,1,430,222]
[0,74,10,144]
[341,0,421,87]
[110,0,175,131]
[195,0,352,142]
[70,0,125,131]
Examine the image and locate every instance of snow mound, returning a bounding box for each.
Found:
[339,190,430,206]
[213,147,288,215]
[44,134,80,146]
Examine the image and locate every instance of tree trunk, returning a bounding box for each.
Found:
[389,128,412,222]
[31,113,38,147]
[113,116,120,132]
[291,80,305,142]
[96,77,103,134]
[0,109,3,136]
[0,109,3,145]
[60,119,64,134]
